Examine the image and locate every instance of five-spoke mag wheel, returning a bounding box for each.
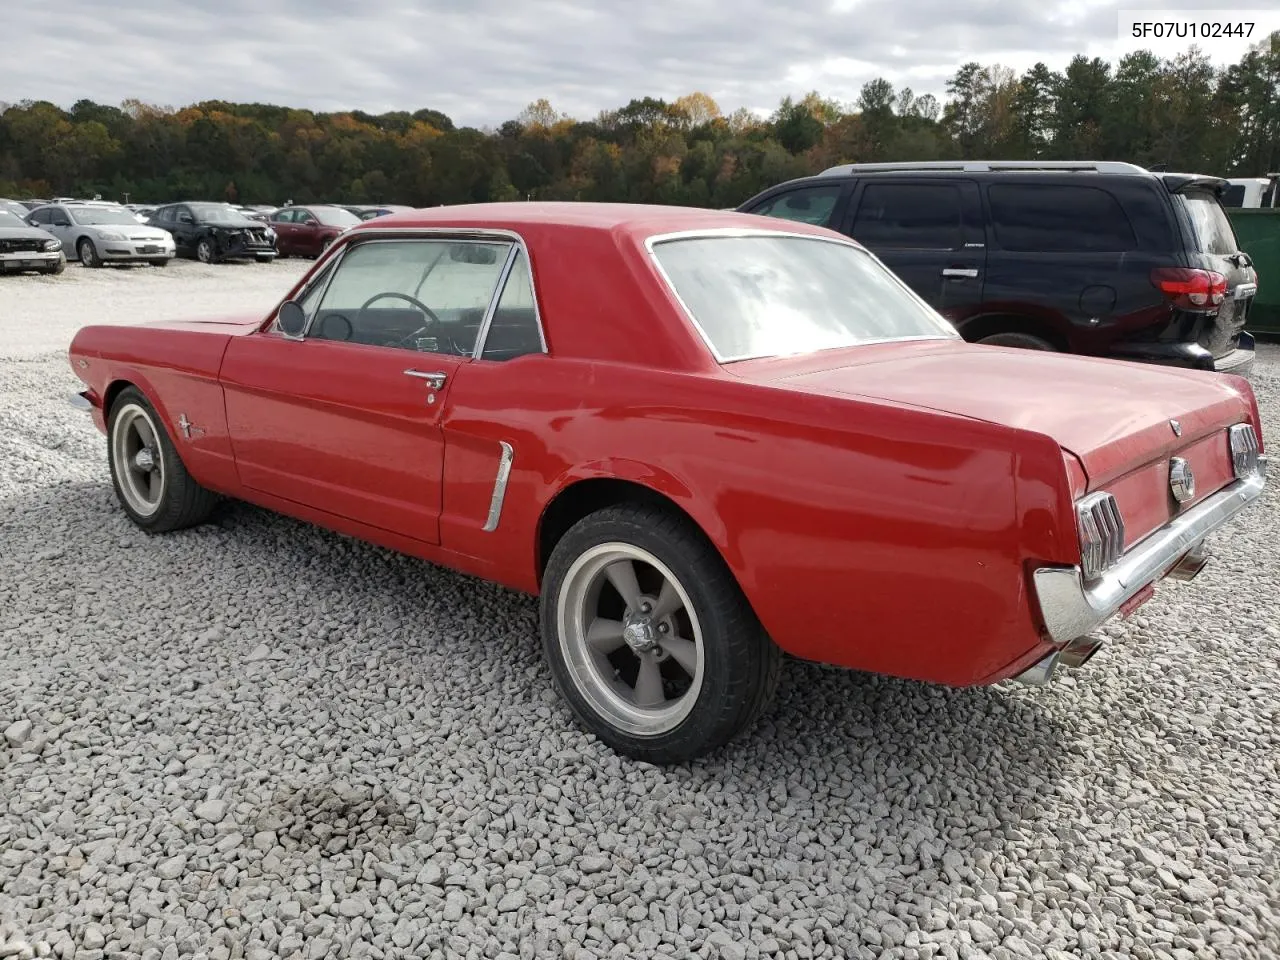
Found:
[106,387,219,533]
[541,503,781,763]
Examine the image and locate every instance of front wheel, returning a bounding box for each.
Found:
[107,387,219,533]
[540,503,781,763]
[78,239,102,268]
[46,257,66,275]
[154,258,171,268]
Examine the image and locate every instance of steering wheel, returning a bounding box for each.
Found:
[356,291,441,347]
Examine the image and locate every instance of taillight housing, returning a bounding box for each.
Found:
[1229,423,1260,478]
[1076,491,1125,581]
[1151,267,1227,311]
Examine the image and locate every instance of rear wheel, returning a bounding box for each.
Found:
[107,387,218,533]
[977,331,1056,351]
[540,503,781,763]
[195,237,216,264]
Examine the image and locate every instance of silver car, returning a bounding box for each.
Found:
[26,202,175,268]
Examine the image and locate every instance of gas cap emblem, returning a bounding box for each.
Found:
[1169,457,1195,503]
[1170,419,1182,437]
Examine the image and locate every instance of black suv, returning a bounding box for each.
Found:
[738,161,1258,375]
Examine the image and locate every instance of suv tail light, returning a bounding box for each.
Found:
[1151,267,1227,311]
[1076,492,1125,581]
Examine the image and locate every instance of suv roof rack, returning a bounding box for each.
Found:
[819,160,1150,177]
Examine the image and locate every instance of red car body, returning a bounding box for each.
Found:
[68,204,1268,736]
[268,205,361,257]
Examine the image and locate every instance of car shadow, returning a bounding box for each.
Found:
[4,481,1070,932]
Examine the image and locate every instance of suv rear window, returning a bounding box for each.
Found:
[851,183,964,250]
[988,184,1137,252]
[1180,191,1239,255]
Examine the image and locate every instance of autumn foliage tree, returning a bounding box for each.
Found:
[1,35,1276,206]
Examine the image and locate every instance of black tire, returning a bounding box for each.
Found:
[256,255,274,263]
[46,258,66,275]
[195,237,217,264]
[78,238,102,268]
[977,331,1056,351]
[540,503,782,763]
[154,258,171,268]
[106,387,219,533]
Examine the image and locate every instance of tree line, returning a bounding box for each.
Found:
[1,35,1276,209]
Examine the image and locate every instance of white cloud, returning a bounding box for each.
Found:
[0,0,1269,127]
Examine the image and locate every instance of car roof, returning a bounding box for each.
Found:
[350,201,838,243]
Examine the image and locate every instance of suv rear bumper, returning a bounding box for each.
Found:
[1109,331,1255,377]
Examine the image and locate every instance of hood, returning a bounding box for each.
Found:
[205,216,263,229]
[0,225,56,242]
[734,339,1253,487]
[143,313,266,335]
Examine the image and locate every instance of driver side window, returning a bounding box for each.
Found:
[306,238,514,355]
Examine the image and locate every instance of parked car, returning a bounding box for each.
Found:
[1222,175,1278,209]
[66,203,1268,763]
[27,202,175,267]
[344,204,415,221]
[20,199,49,210]
[268,204,361,257]
[147,202,276,264]
[738,160,1259,376]
[0,208,65,275]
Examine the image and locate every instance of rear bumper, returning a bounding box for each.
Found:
[1028,459,1267,650]
[1107,333,1255,376]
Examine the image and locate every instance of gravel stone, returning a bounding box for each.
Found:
[1,261,1279,958]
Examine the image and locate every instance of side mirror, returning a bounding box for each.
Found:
[277,301,307,338]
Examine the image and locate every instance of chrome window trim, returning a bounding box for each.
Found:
[482,441,516,532]
[278,227,548,357]
[642,228,960,365]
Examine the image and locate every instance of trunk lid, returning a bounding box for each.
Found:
[732,339,1252,487]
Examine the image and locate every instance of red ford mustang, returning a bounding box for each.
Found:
[68,203,1268,762]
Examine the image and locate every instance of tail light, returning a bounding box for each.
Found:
[1229,424,1260,478]
[1150,267,1227,311]
[1076,492,1125,581]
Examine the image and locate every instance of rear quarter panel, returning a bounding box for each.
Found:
[69,322,245,493]
[444,356,1077,687]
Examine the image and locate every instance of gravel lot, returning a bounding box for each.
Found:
[2,260,1278,960]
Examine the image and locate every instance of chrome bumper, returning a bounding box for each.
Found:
[1031,457,1267,648]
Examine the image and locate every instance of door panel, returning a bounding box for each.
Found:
[842,179,986,322]
[220,333,465,544]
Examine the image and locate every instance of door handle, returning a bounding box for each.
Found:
[941,268,979,278]
[404,369,447,389]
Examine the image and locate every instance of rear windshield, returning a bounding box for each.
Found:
[1181,192,1239,255]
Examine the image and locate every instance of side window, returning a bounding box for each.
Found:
[176,206,195,224]
[28,209,49,224]
[158,206,175,223]
[1220,185,1245,208]
[481,249,544,361]
[851,184,964,250]
[988,184,1137,252]
[750,185,843,226]
[308,239,514,355]
[296,210,316,225]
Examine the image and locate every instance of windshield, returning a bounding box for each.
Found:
[650,234,959,362]
[312,207,361,227]
[1181,192,1239,256]
[188,203,249,221]
[70,207,144,226]
[0,200,30,219]
[0,210,29,228]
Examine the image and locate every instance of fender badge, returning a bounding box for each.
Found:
[177,414,203,440]
[1170,419,1182,437]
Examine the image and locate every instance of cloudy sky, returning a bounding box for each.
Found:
[3,0,1277,127]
